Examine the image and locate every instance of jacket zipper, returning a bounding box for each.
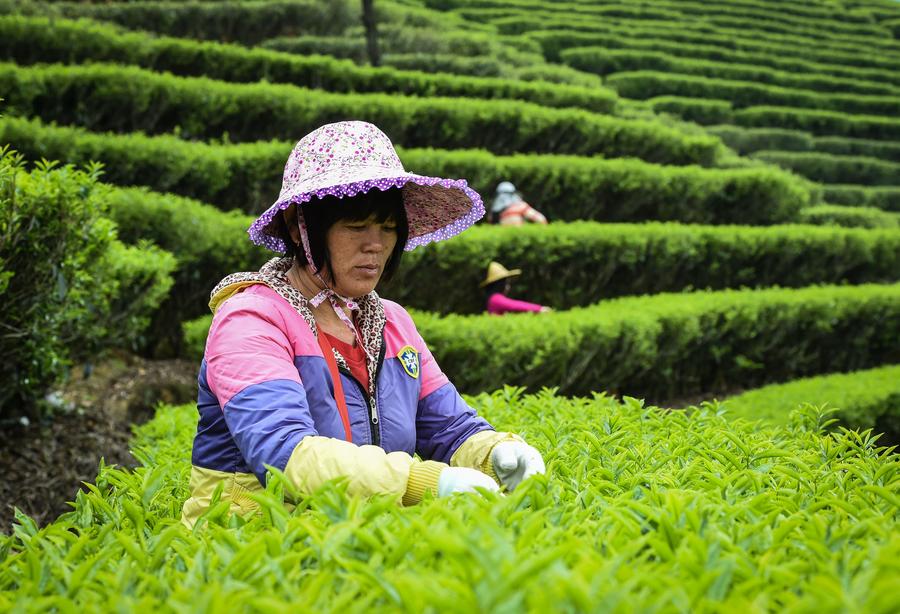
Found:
[336,334,387,447]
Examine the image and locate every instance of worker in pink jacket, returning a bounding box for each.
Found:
[182,121,546,527]
[480,261,552,315]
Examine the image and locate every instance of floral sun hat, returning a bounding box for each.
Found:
[248,120,485,253]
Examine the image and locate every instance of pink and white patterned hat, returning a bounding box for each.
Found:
[249,121,484,252]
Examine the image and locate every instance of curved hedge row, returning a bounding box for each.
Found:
[0,15,618,113]
[415,283,900,399]
[0,117,806,223]
[751,151,900,186]
[526,27,900,79]
[647,96,733,125]
[561,47,898,97]
[707,125,813,153]
[437,0,897,39]
[722,364,900,441]
[491,15,896,71]
[101,186,268,356]
[463,8,900,55]
[8,0,357,44]
[815,136,900,162]
[5,391,899,610]
[0,62,721,164]
[496,0,890,36]
[184,284,900,399]
[822,185,900,212]
[708,125,900,162]
[732,106,900,140]
[605,71,900,116]
[798,205,900,230]
[382,222,900,314]
[91,177,899,321]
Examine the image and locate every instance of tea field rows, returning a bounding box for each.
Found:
[1,0,898,607]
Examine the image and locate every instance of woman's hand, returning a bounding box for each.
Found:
[491,441,546,491]
[438,467,500,497]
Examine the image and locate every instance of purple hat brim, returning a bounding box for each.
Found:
[249,174,484,253]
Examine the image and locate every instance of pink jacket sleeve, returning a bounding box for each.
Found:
[486,293,545,315]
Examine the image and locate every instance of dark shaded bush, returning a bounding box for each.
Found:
[0,150,175,420]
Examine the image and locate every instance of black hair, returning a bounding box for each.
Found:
[276,187,409,285]
[483,278,511,300]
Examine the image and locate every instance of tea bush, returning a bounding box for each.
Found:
[0,149,175,421]
[0,61,720,164]
[1,391,898,610]
[722,364,900,440]
[0,14,618,113]
[382,222,900,313]
[101,183,895,322]
[646,96,733,125]
[798,205,900,229]
[605,71,900,116]
[561,47,899,96]
[492,15,900,70]
[751,150,900,186]
[527,29,900,84]
[184,284,900,400]
[9,0,358,43]
[708,126,900,163]
[814,137,900,162]
[822,185,900,212]
[732,105,900,140]
[0,116,806,221]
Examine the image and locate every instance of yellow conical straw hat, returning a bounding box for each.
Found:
[479,261,522,287]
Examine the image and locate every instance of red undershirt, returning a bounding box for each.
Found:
[323,331,370,392]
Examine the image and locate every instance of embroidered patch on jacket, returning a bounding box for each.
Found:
[397,345,420,379]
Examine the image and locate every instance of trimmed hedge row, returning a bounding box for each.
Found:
[0,117,808,223]
[732,106,900,140]
[721,365,900,441]
[707,125,813,154]
[526,27,900,79]
[822,185,900,212]
[184,284,900,399]
[561,47,898,97]
[6,392,900,610]
[100,186,268,356]
[8,0,357,44]
[0,117,284,211]
[437,0,896,37]
[381,222,900,314]
[750,150,900,186]
[493,15,900,71]
[460,7,900,54]
[0,15,618,113]
[647,96,733,126]
[816,136,900,162]
[0,62,722,164]
[605,71,900,116]
[432,0,896,39]
[708,125,900,163]
[90,177,899,321]
[798,205,900,230]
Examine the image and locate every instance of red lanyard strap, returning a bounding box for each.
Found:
[315,331,353,443]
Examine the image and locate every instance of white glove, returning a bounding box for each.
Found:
[437,467,500,497]
[491,441,545,491]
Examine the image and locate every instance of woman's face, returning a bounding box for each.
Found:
[325,214,398,298]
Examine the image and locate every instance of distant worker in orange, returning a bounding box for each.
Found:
[491,181,548,226]
[480,261,552,315]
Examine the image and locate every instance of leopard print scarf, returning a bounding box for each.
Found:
[210,257,386,399]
